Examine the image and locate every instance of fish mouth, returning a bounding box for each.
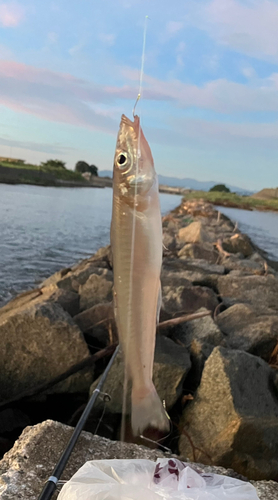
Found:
[120,114,140,133]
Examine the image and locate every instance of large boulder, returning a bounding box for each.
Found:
[222,234,254,257]
[79,270,113,311]
[217,274,278,314]
[178,221,214,244]
[89,336,191,416]
[1,420,268,500]
[162,281,219,317]
[0,301,93,401]
[178,242,219,264]
[74,302,116,346]
[217,304,278,360]
[179,346,278,480]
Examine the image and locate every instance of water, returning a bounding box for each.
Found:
[216,206,278,261]
[0,184,181,306]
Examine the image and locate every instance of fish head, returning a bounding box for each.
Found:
[113,114,156,197]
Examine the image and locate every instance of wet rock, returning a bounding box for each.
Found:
[90,336,191,415]
[217,274,278,313]
[178,242,219,264]
[222,233,254,257]
[74,302,116,346]
[178,221,214,244]
[0,301,93,401]
[216,304,278,360]
[179,346,278,480]
[79,271,113,311]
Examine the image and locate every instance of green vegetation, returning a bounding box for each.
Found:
[209,184,230,193]
[75,161,98,176]
[40,159,66,169]
[0,158,85,185]
[184,190,278,212]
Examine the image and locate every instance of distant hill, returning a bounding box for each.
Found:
[98,170,252,195]
[252,188,278,200]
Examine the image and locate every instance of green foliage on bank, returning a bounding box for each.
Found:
[209,184,231,193]
[183,190,278,212]
[0,159,84,184]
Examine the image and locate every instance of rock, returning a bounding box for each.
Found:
[178,242,219,264]
[173,308,225,389]
[47,288,80,316]
[217,304,278,360]
[79,271,113,311]
[163,231,177,253]
[217,275,278,313]
[162,282,219,317]
[222,256,266,274]
[174,308,224,347]
[179,346,278,480]
[222,234,254,257]
[178,221,214,244]
[39,267,72,288]
[0,301,93,401]
[1,419,267,500]
[87,244,113,269]
[74,302,116,346]
[90,336,191,415]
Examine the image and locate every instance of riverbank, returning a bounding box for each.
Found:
[184,190,278,212]
[1,198,278,496]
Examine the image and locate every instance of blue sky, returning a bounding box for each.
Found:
[0,0,278,190]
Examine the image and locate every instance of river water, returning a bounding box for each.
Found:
[1,184,278,307]
[216,206,278,261]
[0,184,181,306]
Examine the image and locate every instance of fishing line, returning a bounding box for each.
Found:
[120,15,149,444]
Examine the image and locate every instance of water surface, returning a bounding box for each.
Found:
[216,205,278,261]
[0,184,181,305]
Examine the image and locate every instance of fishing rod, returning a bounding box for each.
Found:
[37,344,119,500]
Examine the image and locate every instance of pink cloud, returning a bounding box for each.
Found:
[0,2,24,27]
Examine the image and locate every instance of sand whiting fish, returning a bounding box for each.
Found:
[111,114,170,436]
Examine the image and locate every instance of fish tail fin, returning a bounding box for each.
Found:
[131,385,170,436]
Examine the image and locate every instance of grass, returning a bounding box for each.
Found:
[183,190,278,212]
[0,161,85,184]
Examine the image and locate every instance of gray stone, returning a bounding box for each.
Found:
[174,308,224,347]
[217,274,278,313]
[1,420,268,500]
[74,302,116,345]
[222,233,254,257]
[0,301,93,401]
[217,304,278,360]
[90,336,191,415]
[163,231,177,253]
[178,221,214,244]
[178,242,219,264]
[162,282,219,317]
[222,256,266,274]
[79,270,113,311]
[47,288,80,316]
[179,346,278,480]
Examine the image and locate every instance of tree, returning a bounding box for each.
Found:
[88,164,98,176]
[40,159,66,169]
[75,161,90,173]
[209,184,230,193]
[75,161,98,176]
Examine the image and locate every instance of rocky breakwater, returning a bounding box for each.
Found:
[0,198,278,496]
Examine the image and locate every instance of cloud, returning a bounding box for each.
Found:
[117,66,278,113]
[192,0,278,62]
[98,33,116,46]
[0,60,118,133]
[0,135,75,154]
[176,41,186,68]
[0,2,24,27]
[166,21,184,36]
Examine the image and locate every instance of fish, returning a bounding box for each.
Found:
[111,114,170,436]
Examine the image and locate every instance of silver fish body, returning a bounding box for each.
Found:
[111,114,169,436]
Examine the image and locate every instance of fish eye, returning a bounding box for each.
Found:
[116,152,128,169]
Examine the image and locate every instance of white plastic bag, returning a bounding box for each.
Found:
[57,458,259,500]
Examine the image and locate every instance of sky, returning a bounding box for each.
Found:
[0,1,278,190]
